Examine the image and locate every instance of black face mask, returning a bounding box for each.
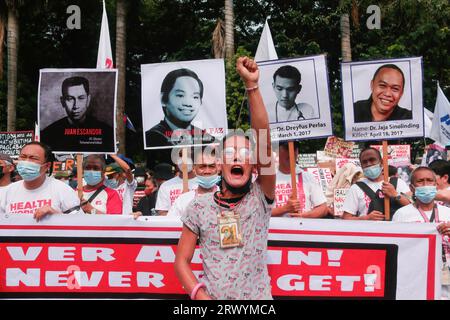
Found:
[0,166,4,180]
[222,174,252,195]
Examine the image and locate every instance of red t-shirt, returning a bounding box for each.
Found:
[83,185,123,214]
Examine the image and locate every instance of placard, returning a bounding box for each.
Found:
[0,131,34,158]
[341,57,424,141]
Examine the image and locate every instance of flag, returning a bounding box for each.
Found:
[424,107,433,139]
[254,19,278,62]
[124,114,137,133]
[34,122,40,142]
[96,0,113,69]
[430,83,450,146]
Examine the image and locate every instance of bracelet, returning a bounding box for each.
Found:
[245,85,259,92]
[190,282,206,300]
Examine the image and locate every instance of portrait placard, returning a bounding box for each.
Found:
[38,69,117,154]
[341,57,424,141]
[258,55,333,142]
[141,59,227,150]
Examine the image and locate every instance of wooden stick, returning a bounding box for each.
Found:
[76,154,83,200]
[382,141,390,220]
[288,141,300,215]
[182,147,188,193]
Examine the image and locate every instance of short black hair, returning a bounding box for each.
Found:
[410,166,436,185]
[428,160,450,183]
[83,154,106,171]
[359,147,382,162]
[160,68,204,104]
[62,76,90,97]
[20,141,55,175]
[273,65,301,84]
[372,64,405,89]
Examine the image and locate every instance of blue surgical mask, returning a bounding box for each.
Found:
[415,186,437,204]
[363,164,382,180]
[84,170,103,186]
[17,161,43,181]
[105,178,119,189]
[196,174,221,189]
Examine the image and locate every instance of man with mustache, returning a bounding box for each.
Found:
[175,57,276,300]
[354,64,412,123]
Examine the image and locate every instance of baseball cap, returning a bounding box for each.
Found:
[105,163,124,176]
[153,163,174,181]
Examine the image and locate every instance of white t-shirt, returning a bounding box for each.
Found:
[167,190,195,217]
[116,179,138,215]
[0,185,9,203]
[0,177,80,214]
[275,169,326,216]
[342,178,409,217]
[155,176,198,212]
[393,203,450,223]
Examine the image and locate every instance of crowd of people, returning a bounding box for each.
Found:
[1,57,449,300]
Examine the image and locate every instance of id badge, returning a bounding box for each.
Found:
[218,211,243,249]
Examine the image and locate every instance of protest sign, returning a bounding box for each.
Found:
[341,57,424,141]
[141,59,227,150]
[0,131,34,158]
[324,136,354,158]
[297,153,317,168]
[38,69,117,154]
[333,188,349,217]
[306,167,333,194]
[258,55,333,142]
[336,158,361,171]
[0,215,441,300]
[422,143,447,166]
[371,145,411,163]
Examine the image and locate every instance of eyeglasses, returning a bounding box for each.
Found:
[223,147,251,160]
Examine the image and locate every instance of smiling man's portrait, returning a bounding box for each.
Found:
[353,64,412,123]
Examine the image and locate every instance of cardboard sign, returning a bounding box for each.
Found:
[371,145,411,162]
[0,131,34,158]
[336,158,361,171]
[324,136,355,158]
[297,153,317,168]
[306,167,333,194]
[333,188,349,217]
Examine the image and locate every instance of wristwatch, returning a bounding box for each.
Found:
[394,194,401,201]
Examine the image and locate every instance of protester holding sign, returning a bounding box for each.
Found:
[175,56,276,300]
[81,155,122,215]
[392,167,450,299]
[272,141,328,218]
[342,147,410,221]
[168,147,219,217]
[0,142,81,220]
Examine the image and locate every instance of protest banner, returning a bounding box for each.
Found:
[0,131,34,158]
[371,145,411,163]
[333,188,348,217]
[258,55,333,142]
[341,57,424,142]
[324,136,354,159]
[52,159,75,172]
[297,153,317,168]
[141,59,227,150]
[38,69,118,154]
[306,168,333,195]
[0,215,441,299]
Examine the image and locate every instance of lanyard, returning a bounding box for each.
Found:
[213,192,244,210]
[416,204,439,223]
[275,102,305,122]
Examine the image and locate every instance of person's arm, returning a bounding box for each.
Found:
[110,154,133,183]
[236,56,275,200]
[342,211,385,221]
[271,196,301,217]
[435,189,450,203]
[174,225,212,300]
[381,181,410,206]
[289,203,329,218]
[437,221,450,237]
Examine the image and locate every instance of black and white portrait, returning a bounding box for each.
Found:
[141,59,227,150]
[341,57,424,141]
[258,55,333,142]
[38,69,117,153]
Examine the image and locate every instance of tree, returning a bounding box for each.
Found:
[115,0,128,154]
[224,0,234,59]
[340,0,352,62]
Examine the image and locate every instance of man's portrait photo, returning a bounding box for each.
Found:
[270,65,315,122]
[142,59,227,150]
[353,64,412,123]
[38,69,117,153]
[258,55,333,142]
[341,57,424,141]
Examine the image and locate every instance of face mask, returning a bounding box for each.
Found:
[17,161,43,182]
[105,178,119,189]
[414,186,437,204]
[363,164,382,180]
[197,174,221,189]
[84,170,103,186]
[177,160,193,173]
[222,175,252,195]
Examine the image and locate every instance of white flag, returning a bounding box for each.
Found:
[430,84,450,146]
[254,19,278,62]
[96,0,113,69]
[34,122,40,142]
